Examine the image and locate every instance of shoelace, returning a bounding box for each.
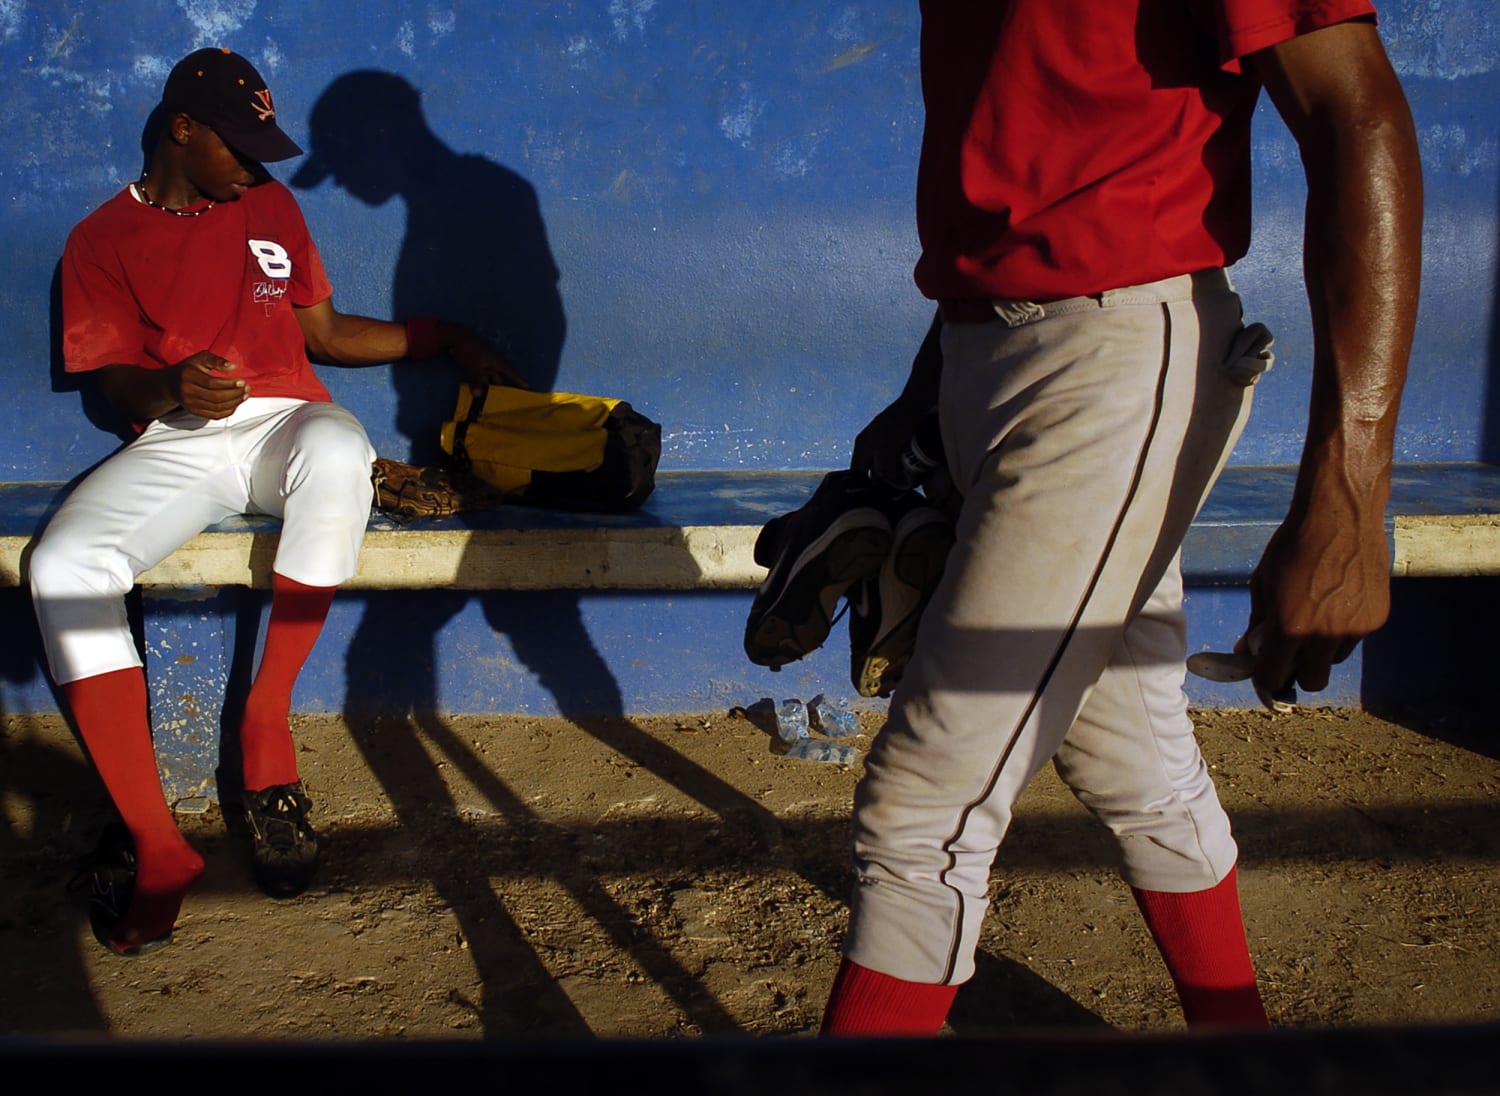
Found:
[251,791,312,846]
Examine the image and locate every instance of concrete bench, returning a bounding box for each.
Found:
[8,464,1499,591]
[4,463,1500,809]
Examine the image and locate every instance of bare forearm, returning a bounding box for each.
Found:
[893,307,944,414]
[850,308,944,481]
[1293,99,1422,525]
[1240,23,1424,694]
[303,312,408,366]
[296,301,528,388]
[97,363,181,421]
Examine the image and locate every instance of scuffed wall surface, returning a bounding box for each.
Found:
[3,1,1494,477]
[0,2,1495,717]
[3,2,929,476]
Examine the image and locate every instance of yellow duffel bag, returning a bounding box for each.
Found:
[439,385,661,512]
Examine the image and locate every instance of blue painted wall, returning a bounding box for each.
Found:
[2,2,1497,718]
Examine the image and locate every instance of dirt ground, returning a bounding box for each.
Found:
[1,702,1497,1041]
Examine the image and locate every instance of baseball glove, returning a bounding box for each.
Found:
[370,457,467,521]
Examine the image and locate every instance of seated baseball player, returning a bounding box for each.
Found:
[30,47,521,955]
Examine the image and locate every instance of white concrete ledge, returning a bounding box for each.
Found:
[7,463,1500,592]
[1,525,770,591]
[1391,515,1500,578]
[6,514,1500,592]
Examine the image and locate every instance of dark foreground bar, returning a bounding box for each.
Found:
[3,1022,1498,1094]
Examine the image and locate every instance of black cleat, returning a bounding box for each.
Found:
[71,823,174,956]
[243,783,320,898]
[744,470,894,669]
[849,498,955,698]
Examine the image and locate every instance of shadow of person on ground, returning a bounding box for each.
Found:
[0,607,114,1032]
[946,950,1112,1034]
[293,71,785,1034]
[1363,576,1500,761]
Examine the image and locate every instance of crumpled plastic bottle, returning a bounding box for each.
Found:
[809,694,860,738]
[774,698,809,744]
[782,737,861,766]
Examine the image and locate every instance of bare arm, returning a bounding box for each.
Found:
[850,306,943,481]
[295,299,528,388]
[97,351,247,422]
[1244,19,1423,695]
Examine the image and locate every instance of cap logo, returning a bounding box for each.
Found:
[252,88,275,122]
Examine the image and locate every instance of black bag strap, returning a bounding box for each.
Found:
[445,384,490,478]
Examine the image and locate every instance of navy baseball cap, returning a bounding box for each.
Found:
[161,47,303,163]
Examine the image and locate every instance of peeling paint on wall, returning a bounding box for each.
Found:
[1421,123,1499,177]
[132,54,174,85]
[428,7,455,39]
[0,0,1495,481]
[1382,0,1500,79]
[564,34,597,70]
[175,0,257,47]
[0,0,23,43]
[720,86,763,148]
[609,0,656,42]
[825,43,877,72]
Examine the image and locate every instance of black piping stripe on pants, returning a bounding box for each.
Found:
[934,303,1176,984]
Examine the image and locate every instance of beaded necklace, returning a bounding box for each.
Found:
[133,174,214,217]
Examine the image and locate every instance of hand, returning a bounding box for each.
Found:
[851,400,925,486]
[444,327,529,392]
[1244,503,1391,698]
[172,351,247,419]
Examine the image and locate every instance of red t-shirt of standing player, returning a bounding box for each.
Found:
[61,178,334,415]
[914,0,1379,302]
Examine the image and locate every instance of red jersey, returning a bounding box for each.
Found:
[914,0,1378,302]
[61,178,334,410]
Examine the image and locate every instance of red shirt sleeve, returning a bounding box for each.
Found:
[1214,0,1378,68]
[61,212,148,373]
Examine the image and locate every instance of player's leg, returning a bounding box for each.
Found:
[824,274,1254,1034]
[238,401,375,895]
[1054,308,1275,1027]
[1057,564,1268,1027]
[29,416,256,951]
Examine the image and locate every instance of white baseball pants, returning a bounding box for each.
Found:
[845,270,1270,985]
[30,397,376,685]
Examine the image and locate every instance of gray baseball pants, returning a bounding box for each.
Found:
[845,269,1270,985]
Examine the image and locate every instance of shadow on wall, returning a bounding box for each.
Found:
[289,69,565,459]
[285,69,611,724]
[288,73,788,1035]
[285,69,595,740]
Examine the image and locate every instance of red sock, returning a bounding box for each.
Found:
[240,574,334,792]
[64,668,204,950]
[820,957,958,1036]
[1132,866,1270,1028]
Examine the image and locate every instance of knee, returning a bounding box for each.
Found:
[1069,779,1235,889]
[285,416,376,502]
[27,527,129,599]
[26,533,67,597]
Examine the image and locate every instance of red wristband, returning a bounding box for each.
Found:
[404,316,442,360]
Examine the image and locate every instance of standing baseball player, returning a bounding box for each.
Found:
[819,2,1422,1032]
[30,47,521,955]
